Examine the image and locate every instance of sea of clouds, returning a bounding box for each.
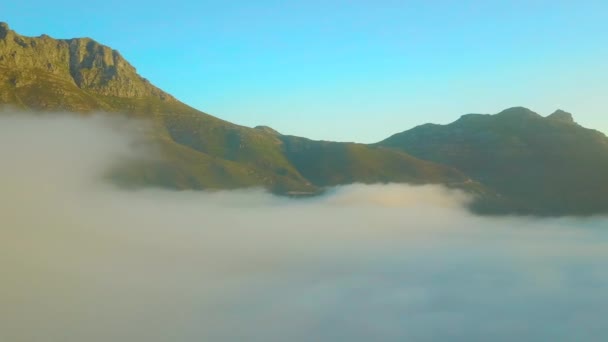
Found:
[1,113,608,342]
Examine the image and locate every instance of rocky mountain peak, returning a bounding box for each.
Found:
[0,22,10,39]
[495,106,542,119]
[0,23,173,101]
[547,109,575,124]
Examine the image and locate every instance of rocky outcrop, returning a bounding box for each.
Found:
[0,22,173,100]
[547,109,575,124]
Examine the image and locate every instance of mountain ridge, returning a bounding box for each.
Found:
[0,22,478,203]
[0,22,172,101]
[378,107,608,215]
[2,22,607,215]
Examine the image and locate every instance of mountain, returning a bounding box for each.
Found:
[4,23,606,216]
[0,22,470,196]
[379,107,608,215]
[280,135,469,187]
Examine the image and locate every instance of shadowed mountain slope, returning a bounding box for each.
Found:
[379,107,608,215]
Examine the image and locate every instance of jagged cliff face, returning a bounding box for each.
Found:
[0,22,171,107]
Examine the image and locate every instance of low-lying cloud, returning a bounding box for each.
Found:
[1,113,607,342]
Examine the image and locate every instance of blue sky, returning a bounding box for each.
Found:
[4,0,608,142]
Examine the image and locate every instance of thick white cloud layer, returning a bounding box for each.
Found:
[1,113,608,342]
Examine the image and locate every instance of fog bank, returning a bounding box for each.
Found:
[1,113,608,342]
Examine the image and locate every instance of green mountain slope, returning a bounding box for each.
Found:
[280,135,469,186]
[0,22,465,196]
[5,22,605,215]
[379,107,608,215]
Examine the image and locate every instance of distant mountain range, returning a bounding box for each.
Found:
[379,107,608,215]
[1,22,606,216]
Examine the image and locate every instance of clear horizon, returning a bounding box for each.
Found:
[3,0,607,142]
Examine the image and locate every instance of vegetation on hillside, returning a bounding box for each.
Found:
[379,107,608,215]
[0,22,466,199]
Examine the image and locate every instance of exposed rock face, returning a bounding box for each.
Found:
[0,22,9,39]
[0,22,172,100]
[547,109,575,124]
